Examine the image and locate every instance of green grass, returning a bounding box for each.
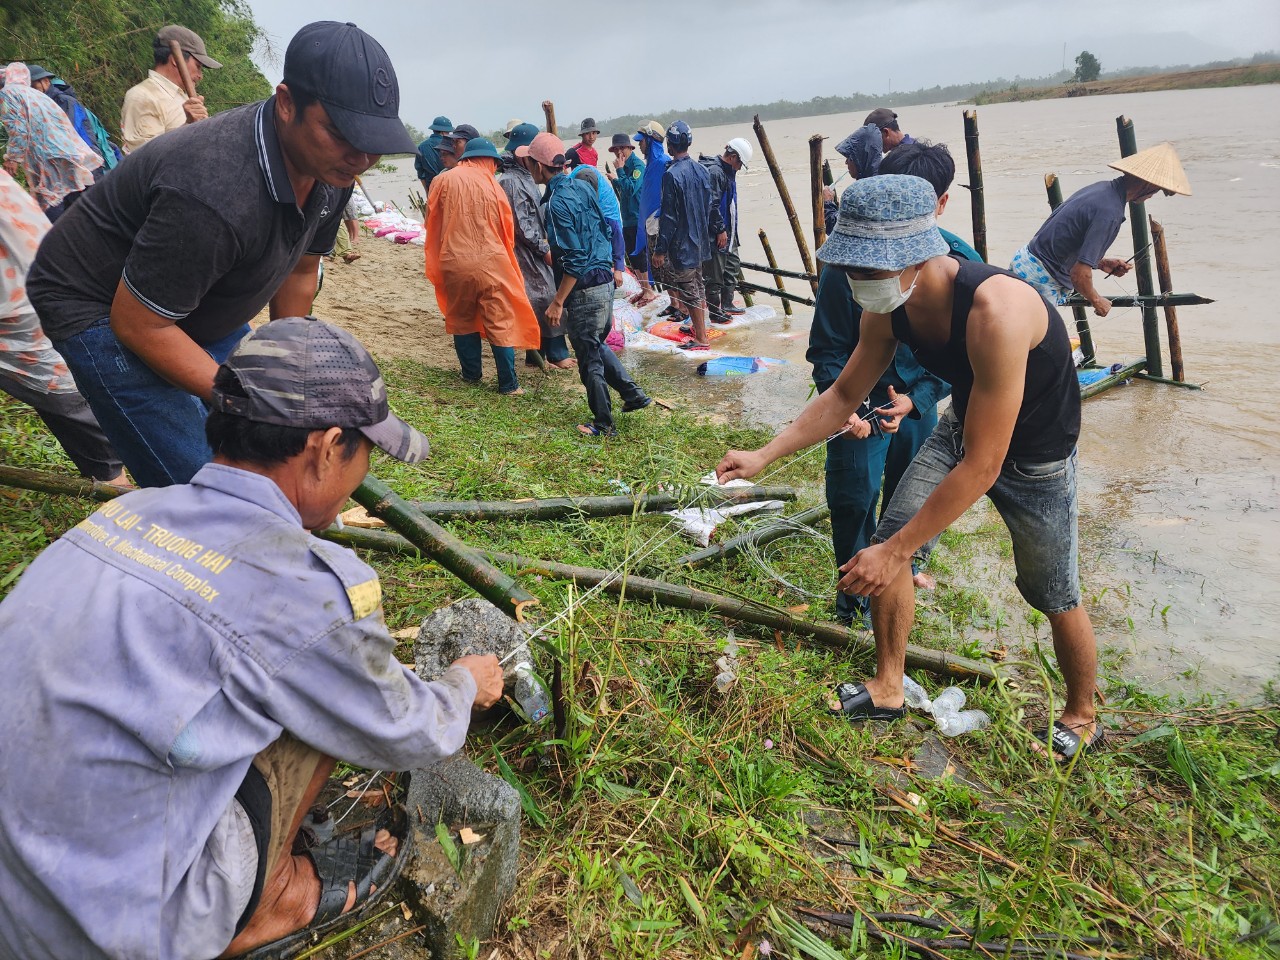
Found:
[1,360,1278,959]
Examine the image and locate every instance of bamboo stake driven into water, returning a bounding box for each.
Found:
[752,115,817,294]
[1116,115,1164,378]
[808,134,827,252]
[962,110,988,263]
[1149,218,1185,382]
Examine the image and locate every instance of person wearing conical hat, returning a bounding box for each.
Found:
[1009,141,1190,317]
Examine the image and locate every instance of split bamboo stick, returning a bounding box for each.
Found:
[738,280,814,308]
[0,464,130,502]
[673,504,829,568]
[757,229,793,316]
[752,115,817,293]
[740,261,819,283]
[410,487,798,521]
[352,477,539,622]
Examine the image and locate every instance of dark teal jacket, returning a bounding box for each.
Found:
[614,152,645,228]
[543,172,613,282]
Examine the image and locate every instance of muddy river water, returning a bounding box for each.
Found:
[367,85,1280,696]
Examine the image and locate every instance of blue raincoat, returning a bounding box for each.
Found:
[633,134,670,257]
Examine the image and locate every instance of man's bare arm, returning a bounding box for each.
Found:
[109,280,220,401]
[1070,261,1110,317]
[270,254,321,319]
[717,311,897,481]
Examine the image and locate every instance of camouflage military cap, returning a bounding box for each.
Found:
[212,317,429,463]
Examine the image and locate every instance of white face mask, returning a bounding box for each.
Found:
[847,268,918,314]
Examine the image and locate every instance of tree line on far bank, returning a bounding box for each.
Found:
[582,49,1278,139]
[0,0,270,136]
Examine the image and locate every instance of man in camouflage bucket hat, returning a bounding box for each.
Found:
[0,316,503,957]
[718,175,1103,764]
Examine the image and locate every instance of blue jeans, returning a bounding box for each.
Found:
[826,403,938,622]
[53,318,249,488]
[564,281,646,433]
[874,410,1082,614]
[526,335,570,366]
[454,334,518,394]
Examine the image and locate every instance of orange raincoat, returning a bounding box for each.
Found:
[423,158,540,349]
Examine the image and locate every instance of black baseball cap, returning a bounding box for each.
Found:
[283,21,417,156]
[212,317,430,463]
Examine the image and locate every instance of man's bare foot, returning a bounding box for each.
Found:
[341,251,361,263]
[500,387,525,396]
[104,471,133,489]
[550,358,577,369]
[220,853,324,956]
[912,571,936,590]
[636,290,658,306]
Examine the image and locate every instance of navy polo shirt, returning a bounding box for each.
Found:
[29,97,349,346]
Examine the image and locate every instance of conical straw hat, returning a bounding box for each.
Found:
[1108,142,1191,196]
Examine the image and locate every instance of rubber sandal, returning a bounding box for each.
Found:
[826,682,906,723]
[678,341,711,352]
[242,789,412,960]
[577,423,617,437]
[723,306,746,315]
[622,397,653,413]
[1042,719,1106,761]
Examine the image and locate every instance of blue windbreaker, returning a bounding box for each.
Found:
[633,135,670,256]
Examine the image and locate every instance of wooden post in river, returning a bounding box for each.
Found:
[541,100,557,136]
[962,110,988,263]
[1149,218,1185,382]
[808,134,827,253]
[758,229,793,317]
[752,114,817,294]
[1116,115,1164,378]
[1045,173,1096,365]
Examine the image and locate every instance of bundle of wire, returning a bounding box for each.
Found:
[735,512,833,598]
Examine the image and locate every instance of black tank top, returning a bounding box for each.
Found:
[890,260,1080,462]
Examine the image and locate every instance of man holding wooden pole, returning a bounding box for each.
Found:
[119,25,220,154]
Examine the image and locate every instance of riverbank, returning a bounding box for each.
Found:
[1,237,1277,957]
[972,63,1280,104]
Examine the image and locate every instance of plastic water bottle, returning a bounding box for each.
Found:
[935,709,991,738]
[931,687,966,717]
[512,663,550,725]
[901,675,932,711]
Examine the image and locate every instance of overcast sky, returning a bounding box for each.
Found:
[244,0,1280,133]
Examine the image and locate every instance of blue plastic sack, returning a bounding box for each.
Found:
[696,356,786,376]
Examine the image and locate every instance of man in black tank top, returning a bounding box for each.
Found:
[717,175,1102,761]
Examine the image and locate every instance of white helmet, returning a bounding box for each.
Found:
[725,137,753,169]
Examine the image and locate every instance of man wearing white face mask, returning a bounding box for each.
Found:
[718,174,1102,764]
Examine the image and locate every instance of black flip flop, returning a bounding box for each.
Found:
[827,682,906,723]
[622,397,653,413]
[1042,719,1106,761]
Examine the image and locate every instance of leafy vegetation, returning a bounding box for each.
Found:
[1073,51,1103,84]
[2,356,1277,958]
[0,0,270,134]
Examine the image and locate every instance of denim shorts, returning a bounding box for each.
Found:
[874,410,1082,614]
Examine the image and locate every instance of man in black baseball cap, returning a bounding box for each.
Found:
[28,21,414,491]
[282,20,417,156]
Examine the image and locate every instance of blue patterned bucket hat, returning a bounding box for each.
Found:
[816,174,949,271]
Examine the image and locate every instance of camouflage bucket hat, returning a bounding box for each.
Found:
[212,317,430,463]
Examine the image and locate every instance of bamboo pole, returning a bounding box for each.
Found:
[673,504,829,568]
[410,487,798,521]
[1133,372,1202,390]
[752,115,817,293]
[1061,293,1211,309]
[809,134,827,252]
[757,229,793,316]
[1149,218,1185,382]
[541,100,557,136]
[1045,173,1095,364]
[740,261,819,283]
[738,279,815,308]
[1116,116,1163,378]
[962,110,988,263]
[352,477,539,622]
[738,283,755,308]
[0,464,130,501]
[317,526,994,682]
